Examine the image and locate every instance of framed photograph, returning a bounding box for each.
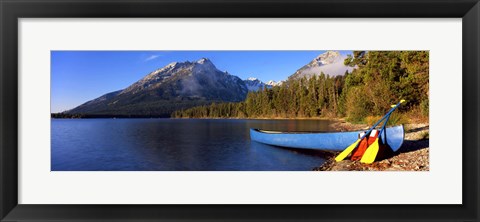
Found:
[1,0,478,221]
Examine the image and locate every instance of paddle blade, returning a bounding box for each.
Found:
[360,139,380,164]
[335,139,360,162]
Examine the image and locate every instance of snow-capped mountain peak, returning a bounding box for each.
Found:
[312,50,341,65]
[266,80,283,87]
[244,77,282,91]
[194,58,217,72]
[244,77,264,91]
[289,50,354,79]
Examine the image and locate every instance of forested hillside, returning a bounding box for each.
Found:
[172,51,429,123]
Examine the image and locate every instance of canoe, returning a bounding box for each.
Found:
[250,125,404,152]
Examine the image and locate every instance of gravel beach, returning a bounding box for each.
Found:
[314,122,429,171]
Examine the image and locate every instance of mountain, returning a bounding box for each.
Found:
[266,80,283,87]
[244,77,266,91]
[64,58,248,117]
[243,77,283,91]
[289,51,355,80]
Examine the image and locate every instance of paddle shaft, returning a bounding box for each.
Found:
[377,111,393,141]
[358,101,403,141]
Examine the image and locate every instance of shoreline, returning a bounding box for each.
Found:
[314,122,429,171]
[173,116,341,121]
[52,115,342,121]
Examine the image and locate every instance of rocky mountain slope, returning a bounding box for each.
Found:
[65,58,248,117]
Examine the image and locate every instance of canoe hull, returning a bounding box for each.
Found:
[250,125,404,152]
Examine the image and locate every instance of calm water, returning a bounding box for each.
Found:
[51,119,335,171]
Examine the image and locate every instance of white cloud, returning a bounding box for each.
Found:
[145,54,160,61]
[301,55,354,77]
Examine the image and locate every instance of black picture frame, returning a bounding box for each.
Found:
[1,0,478,221]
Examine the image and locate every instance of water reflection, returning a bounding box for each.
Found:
[51,118,335,171]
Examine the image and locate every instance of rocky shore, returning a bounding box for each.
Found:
[314,122,429,171]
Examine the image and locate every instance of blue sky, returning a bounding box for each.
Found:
[51,50,353,113]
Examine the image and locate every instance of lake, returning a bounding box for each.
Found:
[51,118,336,171]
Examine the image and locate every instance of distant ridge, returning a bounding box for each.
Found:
[243,77,283,91]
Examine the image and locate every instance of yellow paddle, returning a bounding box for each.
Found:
[360,100,406,164]
[335,100,405,162]
[335,140,361,161]
[359,122,387,164]
[360,139,380,163]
